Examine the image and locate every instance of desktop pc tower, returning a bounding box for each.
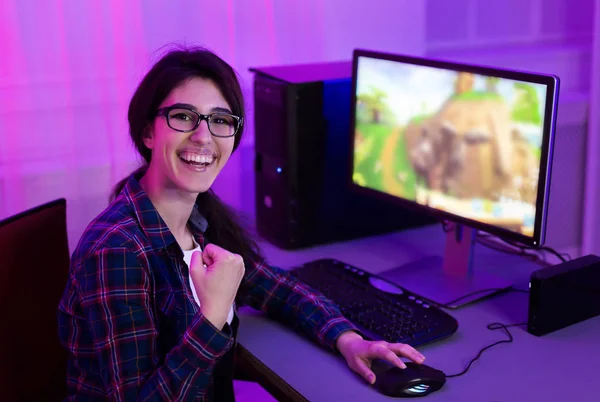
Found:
[250,62,436,249]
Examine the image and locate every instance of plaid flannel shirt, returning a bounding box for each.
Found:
[57,172,358,401]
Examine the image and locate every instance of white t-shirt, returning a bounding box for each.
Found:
[182,239,235,326]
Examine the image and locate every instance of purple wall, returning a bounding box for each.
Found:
[0,0,595,256]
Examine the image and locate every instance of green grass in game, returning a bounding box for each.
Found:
[394,123,419,201]
[353,120,418,200]
[353,121,389,192]
[452,91,502,101]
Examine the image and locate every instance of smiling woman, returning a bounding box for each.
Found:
[141,77,238,196]
[56,45,426,402]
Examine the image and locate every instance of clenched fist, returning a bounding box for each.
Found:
[189,244,245,330]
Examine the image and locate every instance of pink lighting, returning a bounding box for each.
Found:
[0,0,596,258]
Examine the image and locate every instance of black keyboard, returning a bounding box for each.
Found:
[289,258,459,347]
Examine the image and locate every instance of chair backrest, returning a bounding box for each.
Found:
[0,199,70,402]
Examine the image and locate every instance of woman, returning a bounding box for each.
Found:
[57,45,426,401]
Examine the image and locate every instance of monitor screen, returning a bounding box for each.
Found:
[350,49,559,247]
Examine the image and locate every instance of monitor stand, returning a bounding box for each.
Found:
[376,223,513,308]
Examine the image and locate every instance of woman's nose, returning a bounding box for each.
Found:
[190,119,212,143]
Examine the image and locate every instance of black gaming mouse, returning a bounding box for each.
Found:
[370,360,446,398]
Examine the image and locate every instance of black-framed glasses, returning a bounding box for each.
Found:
[156,105,242,138]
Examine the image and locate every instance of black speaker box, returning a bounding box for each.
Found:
[250,62,435,249]
[528,254,600,336]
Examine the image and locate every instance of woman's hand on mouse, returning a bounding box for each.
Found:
[336,331,426,385]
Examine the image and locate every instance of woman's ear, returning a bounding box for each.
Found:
[142,127,154,150]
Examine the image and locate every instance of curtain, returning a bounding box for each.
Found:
[0,0,425,250]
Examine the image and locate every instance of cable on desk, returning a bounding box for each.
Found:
[478,232,571,264]
[476,235,544,263]
[438,288,530,310]
[440,222,571,264]
[445,322,528,378]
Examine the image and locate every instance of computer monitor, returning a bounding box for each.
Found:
[349,49,559,306]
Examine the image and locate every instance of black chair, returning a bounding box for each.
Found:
[0,199,70,402]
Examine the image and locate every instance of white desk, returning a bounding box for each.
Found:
[237,225,600,402]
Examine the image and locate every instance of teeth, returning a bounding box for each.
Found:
[179,152,215,165]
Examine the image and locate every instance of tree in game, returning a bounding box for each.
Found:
[485,76,500,93]
[512,82,541,125]
[357,86,389,123]
[454,72,474,94]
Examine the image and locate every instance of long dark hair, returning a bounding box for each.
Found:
[111,45,263,264]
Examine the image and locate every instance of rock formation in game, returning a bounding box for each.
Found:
[404,74,539,205]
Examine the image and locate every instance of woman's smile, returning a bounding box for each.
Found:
[177,148,218,172]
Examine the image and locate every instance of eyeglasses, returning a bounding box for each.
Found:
[156,105,242,138]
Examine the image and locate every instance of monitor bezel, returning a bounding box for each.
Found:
[348,48,559,248]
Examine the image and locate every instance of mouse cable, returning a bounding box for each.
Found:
[445,322,528,378]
